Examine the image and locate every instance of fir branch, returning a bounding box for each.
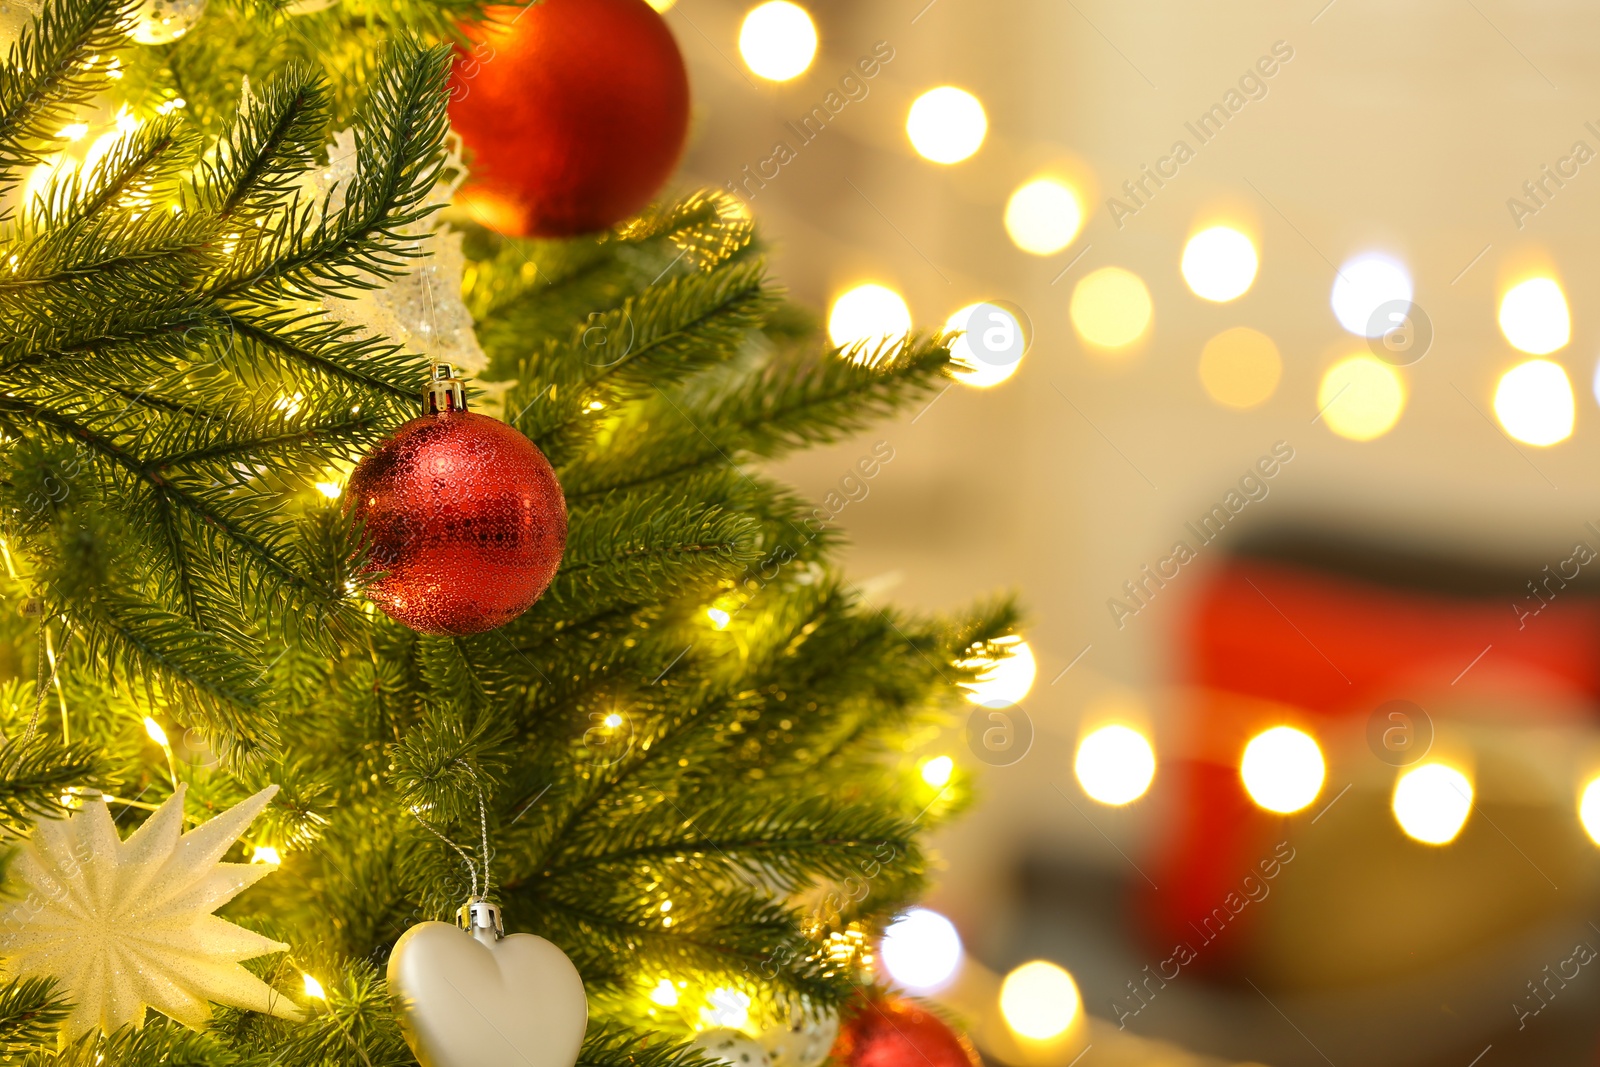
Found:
[0,977,71,1059]
[565,334,952,498]
[0,736,107,833]
[550,795,918,892]
[0,0,133,200]
[213,36,452,301]
[534,479,761,617]
[577,1024,706,1067]
[197,62,330,219]
[78,594,273,752]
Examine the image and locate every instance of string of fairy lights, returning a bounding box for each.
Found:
[941,638,1600,849]
[682,0,1588,448]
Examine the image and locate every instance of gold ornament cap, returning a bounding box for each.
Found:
[423,363,468,415]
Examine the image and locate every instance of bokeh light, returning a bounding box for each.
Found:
[906,87,987,164]
[1181,226,1258,302]
[1240,726,1325,814]
[1494,359,1574,446]
[649,979,679,1006]
[702,987,751,1030]
[1004,179,1082,256]
[920,755,955,788]
[1199,327,1281,410]
[1070,267,1152,351]
[881,908,963,991]
[963,638,1036,707]
[1392,763,1473,845]
[1074,725,1156,806]
[1317,355,1406,441]
[1330,254,1412,337]
[828,284,911,356]
[999,960,1081,1041]
[1580,777,1600,846]
[739,1,818,82]
[946,302,1028,388]
[707,607,732,629]
[302,973,326,1000]
[251,845,282,865]
[1499,277,1570,355]
[143,716,168,747]
[646,0,676,9]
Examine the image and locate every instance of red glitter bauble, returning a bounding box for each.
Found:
[447,0,689,237]
[832,997,979,1067]
[348,411,566,635]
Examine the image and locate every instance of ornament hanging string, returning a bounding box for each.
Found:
[408,765,494,900]
[23,618,70,746]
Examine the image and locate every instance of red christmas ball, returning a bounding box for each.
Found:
[447,0,690,237]
[348,410,566,635]
[832,997,979,1067]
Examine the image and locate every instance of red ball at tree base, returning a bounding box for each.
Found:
[448,0,690,238]
[348,409,566,636]
[832,997,980,1067]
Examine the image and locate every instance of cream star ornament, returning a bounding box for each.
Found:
[0,784,302,1039]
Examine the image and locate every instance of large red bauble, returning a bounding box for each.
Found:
[447,0,690,237]
[831,996,979,1067]
[347,411,567,635]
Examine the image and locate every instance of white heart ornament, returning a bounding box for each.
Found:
[388,902,587,1067]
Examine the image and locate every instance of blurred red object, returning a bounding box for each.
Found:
[1144,535,1600,976]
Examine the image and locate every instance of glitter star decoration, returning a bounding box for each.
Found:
[0,784,301,1039]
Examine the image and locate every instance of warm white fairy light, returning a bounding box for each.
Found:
[1181,226,1258,302]
[828,284,911,356]
[961,637,1036,707]
[1392,763,1473,845]
[880,908,962,990]
[739,1,817,82]
[906,87,987,164]
[143,716,168,747]
[1240,726,1324,814]
[1000,960,1080,1040]
[1494,359,1574,446]
[1499,278,1570,355]
[1074,724,1156,805]
[919,755,954,788]
[301,973,326,1000]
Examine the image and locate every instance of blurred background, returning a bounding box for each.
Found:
[658,0,1600,1063]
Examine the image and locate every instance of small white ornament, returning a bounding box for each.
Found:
[0,784,299,1040]
[759,1010,839,1067]
[388,899,587,1067]
[129,0,205,44]
[693,1028,772,1067]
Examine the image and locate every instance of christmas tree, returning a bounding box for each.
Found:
[0,0,1017,1063]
